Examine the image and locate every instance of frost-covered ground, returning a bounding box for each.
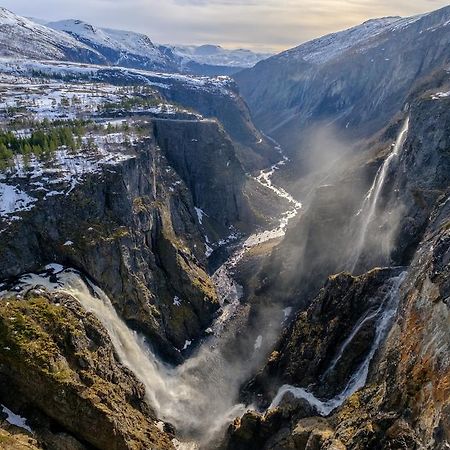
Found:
[0,72,200,123]
[0,57,236,98]
[0,143,136,225]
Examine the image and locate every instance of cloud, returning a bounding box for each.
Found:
[2,0,449,51]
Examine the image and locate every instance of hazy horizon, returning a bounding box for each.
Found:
[1,0,449,52]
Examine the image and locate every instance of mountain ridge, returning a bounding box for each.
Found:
[0,8,270,75]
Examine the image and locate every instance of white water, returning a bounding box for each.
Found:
[13,269,248,448]
[210,143,302,338]
[321,308,381,379]
[349,118,410,272]
[255,145,302,242]
[5,143,303,448]
[270,272,406,415]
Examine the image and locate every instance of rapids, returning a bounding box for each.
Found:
[6,144,303,448]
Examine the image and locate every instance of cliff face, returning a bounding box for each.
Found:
[0,289,175,450]
[153,118,278,236]
[0,112,281,362]
[246,268,403,403]
[92,68,278,171]
[224,66,450,450]
[225,197,449,449]
[234,6,450,160]
[254,76,450,312]
[0,134,217,361]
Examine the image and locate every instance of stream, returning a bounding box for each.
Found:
[3,143,303,449]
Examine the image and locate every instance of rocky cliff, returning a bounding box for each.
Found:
[0,288,176,449]
[0,113,282,363]
[235,6,450,163]
[225,194,449,450]
[253,72,450,312]
[223,52,450,450]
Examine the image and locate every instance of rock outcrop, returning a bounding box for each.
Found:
[0,134,218,362]
[224,71,450,450]
[245,268,403,404]
[235,6,450,162]
[225,196,449,449]
[153,118,279,236]
[0,289,175,449]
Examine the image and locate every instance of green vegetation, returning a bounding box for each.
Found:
[0,119,90,169]
[0,295,79,378]
[101,95,160,112]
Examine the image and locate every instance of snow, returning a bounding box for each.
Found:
[48,17,270,69]
[0,57,235,99]
[45,263,64,273]
[205,243,214,258]
[173,296,182,306]
[182,340,192,351]
[0,182,37,218]
[280,12,433,65]
[431,91,450,99]
[47,19,168,65]
[63,240,73,246]
[0,7,102,61]
[167,44,271,69]
[194,207,208,225]
[1,405,32,433]
[4,147,135,197]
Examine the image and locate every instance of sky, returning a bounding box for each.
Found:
[2,0,449,52]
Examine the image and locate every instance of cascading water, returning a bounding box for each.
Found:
[13,268,249,448]
[349,118,410,272]
[321,307,382,379]
[6,142,303,448]
[269,271,406,415]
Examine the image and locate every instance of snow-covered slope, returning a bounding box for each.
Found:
[279,15,424,64]
[0,8,267,75]
[235,4,450,152]
[47,19,176,71]
[0,7,104,63]
[166,44,271,69]
[48,19,270,73]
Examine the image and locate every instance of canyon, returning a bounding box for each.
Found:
[0,5,448,450]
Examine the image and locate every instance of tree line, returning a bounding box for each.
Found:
[0,120,88,169]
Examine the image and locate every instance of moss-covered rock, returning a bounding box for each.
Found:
[0,290,175,450]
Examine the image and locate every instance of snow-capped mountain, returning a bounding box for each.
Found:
[235,5,450,153]
[166,44,272,69]
[0,7,104,63]
[0,8,268,75]
[46,17,269,74]
[47,19,178,72]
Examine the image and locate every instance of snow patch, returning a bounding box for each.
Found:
[182,340,192,351]
[44,263,64,274]
[1,405,32,433]
[0,183,37,219]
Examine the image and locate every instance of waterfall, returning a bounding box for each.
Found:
[2,141,305,447]
[321,307,381,379]
[349,118,409,272]
[12,269,252,447]
[8,141,302,448]
[270,271,406,415]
